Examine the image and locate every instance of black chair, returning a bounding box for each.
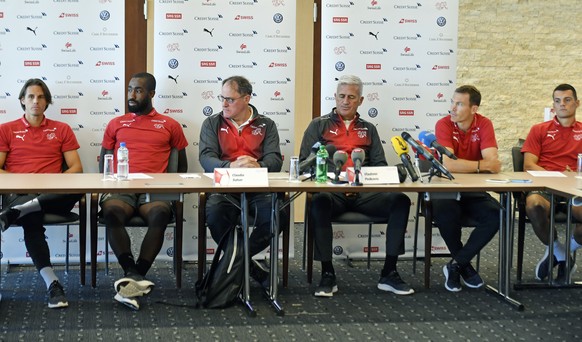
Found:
[89,148,184,288]
[197,192,291,287]
[303,192,386,284]
[511,142,577,283]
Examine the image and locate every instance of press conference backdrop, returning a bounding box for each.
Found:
[320,1,459,260]
[0,1,125,265]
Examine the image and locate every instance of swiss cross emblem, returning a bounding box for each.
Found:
[358,131,367,139]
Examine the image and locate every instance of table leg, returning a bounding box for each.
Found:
[240,192,256,317]
[485,192,524,310]
[268,193,284,316]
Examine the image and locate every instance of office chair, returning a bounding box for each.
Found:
[197,192,291,287]
[89,147,184,288]
[303,192,387,284]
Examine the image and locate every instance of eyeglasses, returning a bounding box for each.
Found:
[217,94,245,104]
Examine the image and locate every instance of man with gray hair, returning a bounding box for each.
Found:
[299,75,414,297]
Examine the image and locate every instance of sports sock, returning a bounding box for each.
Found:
[118,253,137,276]
[40,267,60,289]
[136,258,152,276]
[381,255,397,277]
[570,236,582,253]
[553,240,566,261]
[321,261,334,275]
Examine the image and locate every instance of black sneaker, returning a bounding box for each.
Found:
[0,208,20,232]
[250,259,270,289]
[443,261,462,292]
[47,281,68,309]
[555,258,577,284]
[314,272,338,297]
[114,272,155,298]
[535,248,558,281]
[377,270,414,295]
[459,263,484,288]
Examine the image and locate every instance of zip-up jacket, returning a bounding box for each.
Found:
[199,104,282,172]
[299,108,387,170]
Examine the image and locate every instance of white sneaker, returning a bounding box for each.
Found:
[114,293,140,311]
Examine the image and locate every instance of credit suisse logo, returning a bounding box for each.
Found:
[333,17,348,23]
[166,13,182,20]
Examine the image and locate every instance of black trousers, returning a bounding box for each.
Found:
[309,192,411,262]
[206,192,287,257]
[431,192,500,265]
[2,193,82,271]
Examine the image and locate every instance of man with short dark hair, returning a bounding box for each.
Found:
[522,83,582,284]
[0,78,83,308]
[433,85,501,292]
[100,72,188,310]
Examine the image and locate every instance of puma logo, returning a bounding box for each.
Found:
[15,135,25,141]
[369,31,379,40]
[203,28,214,37]
[168,75,179,84]
[546,133,556,140]
[220,127,229,134]
[27,27,38,35]
[329,129,338,136]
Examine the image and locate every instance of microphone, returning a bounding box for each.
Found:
[390,136,419,182]
[299,141,322,173]
[332,150,348,184]
[401,132,454,180]
[350,148,365,186]
[419,131,457,160]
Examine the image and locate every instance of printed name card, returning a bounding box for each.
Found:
[347,166,400,184]
[213,168,269,187]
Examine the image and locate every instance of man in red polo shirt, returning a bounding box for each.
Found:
[522,83,582,284]
[100,72,188,310]
[0,78,83,309]
[434,85,501,292]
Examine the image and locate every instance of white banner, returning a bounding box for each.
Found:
[152,1,297,261]
[321,1,458,259]
[0,1,125,264]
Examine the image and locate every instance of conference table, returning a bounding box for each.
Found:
[2,171,577,313]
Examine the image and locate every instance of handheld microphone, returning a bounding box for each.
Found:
[390,136,419,182]
[401,132,454,180]
[332,150,348,184]
[299,141,322,173]
[419,131,457,160]
[350,148,365,186]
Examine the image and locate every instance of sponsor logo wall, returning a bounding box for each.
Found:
[0,1,125,264]
[152,1,297,261]
[321,1,458,260]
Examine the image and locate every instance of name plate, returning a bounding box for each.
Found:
[347,166,400,184]
[213,168,269,187]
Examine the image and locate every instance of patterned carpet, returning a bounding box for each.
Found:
[1,224,581,341]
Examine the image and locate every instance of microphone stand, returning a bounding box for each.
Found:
[350,167,363,186]
[413,151,425,183]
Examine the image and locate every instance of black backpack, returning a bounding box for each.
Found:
[195,224,245,309]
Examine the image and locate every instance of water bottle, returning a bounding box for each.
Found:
[315,144,328,184]
[117,142,129,180]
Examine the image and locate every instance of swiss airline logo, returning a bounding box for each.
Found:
[234,15,254,20]
[61,108,78,115]
[95,61,115,66]
[399,18,417,24]
[0,12,4,19]
[166,13,182,20]
[432,65,450,70]
[58,13,79,18]
[200,61,217,67]
[268,62,287,68]
[24,60,41,66]
[366,64,381,70]
[333,17,348,23]
[399,110,414,116]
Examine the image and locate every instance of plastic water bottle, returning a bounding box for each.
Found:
[315,144,328,184]
[117,142,129,180]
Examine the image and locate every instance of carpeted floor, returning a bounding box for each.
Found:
[1,223,581,341]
